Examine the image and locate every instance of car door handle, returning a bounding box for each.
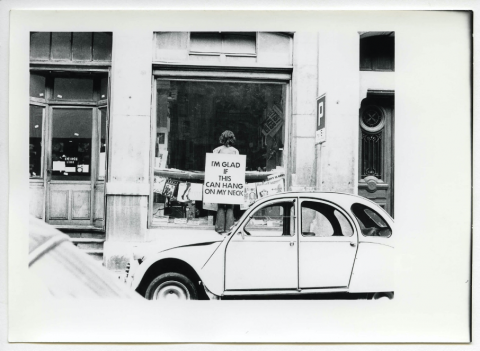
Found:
[350,242,356,247]
[290,242,295,246]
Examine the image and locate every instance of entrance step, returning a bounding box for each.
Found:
[57,229,106,262]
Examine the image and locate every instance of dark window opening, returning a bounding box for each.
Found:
[360,33,395,71]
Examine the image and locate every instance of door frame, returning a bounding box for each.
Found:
[29,102,48,220]
[45,105,98,227]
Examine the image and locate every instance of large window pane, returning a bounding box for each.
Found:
[54,77,94,100]
[153,79,286,227]
[51,108,92,180]
[156,80,285,172]
[29,105,44,178]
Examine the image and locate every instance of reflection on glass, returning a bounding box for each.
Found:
[51,108,92,180]
[153,79,286,227]
[29,105,43,178]
[156,80,285,172]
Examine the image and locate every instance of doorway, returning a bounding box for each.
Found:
[29,72,109,229]
[358,92,394,216]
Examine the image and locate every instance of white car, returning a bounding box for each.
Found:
[125,192,394,300]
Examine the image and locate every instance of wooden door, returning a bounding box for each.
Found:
[46,107,98,227]
[358,94,394,216]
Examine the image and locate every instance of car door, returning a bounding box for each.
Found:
[298,199,358,289]
[224,198,298,292]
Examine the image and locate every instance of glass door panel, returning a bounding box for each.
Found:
[51,108,93,180]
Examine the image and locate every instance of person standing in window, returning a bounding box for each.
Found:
[213,130,239,233]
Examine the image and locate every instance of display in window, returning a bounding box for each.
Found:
[153,79,287,227]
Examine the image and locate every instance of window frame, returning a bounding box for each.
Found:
[299,198,356,239]
[148,70,292,229]
[243,200,296,237]
[29,69,110,182]
[351,203,393,238]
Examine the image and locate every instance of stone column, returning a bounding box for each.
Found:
[316,31,360,194]
[290,33,318,191]
[104,29,153,271]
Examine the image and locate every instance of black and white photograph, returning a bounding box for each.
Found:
[27,29,396,301]
[3,5,474,346]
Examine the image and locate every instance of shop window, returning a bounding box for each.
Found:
[301,201,353,237]
[360,32,395,71]
[29,105,44,178]
[152,79,286,227]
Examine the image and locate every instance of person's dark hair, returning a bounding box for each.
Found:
[219,130,236,146]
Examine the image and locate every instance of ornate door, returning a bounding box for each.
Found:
[358,93,394,216]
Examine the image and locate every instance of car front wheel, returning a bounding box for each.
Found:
[145,272,198,300]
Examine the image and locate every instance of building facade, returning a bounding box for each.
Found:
[28,31,394,272]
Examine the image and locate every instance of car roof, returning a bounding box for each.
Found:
[254,191,392,219]
[29,216,143,299]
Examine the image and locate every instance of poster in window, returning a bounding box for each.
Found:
[262,104,284,136]
[240,183,258,210]
[256,175,285,199]
[178,183,202,202]
[161,178,179,198]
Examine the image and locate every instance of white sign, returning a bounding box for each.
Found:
[203,153,246,205]
[316,94,326,144]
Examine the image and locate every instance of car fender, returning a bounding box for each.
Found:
[348,241,394,293]
[130,241,222,291]
[200,237,231,296]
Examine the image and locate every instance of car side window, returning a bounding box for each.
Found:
[244,202,295,237]
[351,203,392,237]
[301,201,353,237]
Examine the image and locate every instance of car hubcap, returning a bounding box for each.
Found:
[153,281,190,300]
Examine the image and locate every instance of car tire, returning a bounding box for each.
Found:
[372,292,394,300]
[145,273,198,300]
